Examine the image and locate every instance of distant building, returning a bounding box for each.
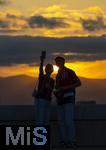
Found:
[77,100,96,105]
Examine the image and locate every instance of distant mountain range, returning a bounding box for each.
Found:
[0,75,106,105]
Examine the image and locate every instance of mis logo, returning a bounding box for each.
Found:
[0,125,50,150]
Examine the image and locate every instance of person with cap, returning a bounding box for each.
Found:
[54,56,81,148]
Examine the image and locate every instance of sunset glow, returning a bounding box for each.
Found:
[53,65,59,72]
[0,60,106,79]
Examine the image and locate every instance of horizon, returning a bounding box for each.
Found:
[0,73,106,105]
[0,60,106,79]
[0,71,106,80]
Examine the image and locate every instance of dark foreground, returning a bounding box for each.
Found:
[0,105,106,150]
[51,147,106,150]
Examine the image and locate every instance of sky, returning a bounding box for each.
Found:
[0,0,106,36]
[0,0,106,79]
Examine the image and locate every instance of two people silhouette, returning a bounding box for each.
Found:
[33,51,81,147]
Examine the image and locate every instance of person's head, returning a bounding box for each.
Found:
[55,56,65,68]
[45,64,54,76]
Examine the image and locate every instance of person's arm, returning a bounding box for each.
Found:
[60,79,81,91]
[39,56,44,78]
[59,70,81,91]
[55,73,61,89]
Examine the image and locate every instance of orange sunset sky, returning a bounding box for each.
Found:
[0,0,106,79]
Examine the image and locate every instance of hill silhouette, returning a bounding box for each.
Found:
[0,75,106,105]
[0,75,35,105]
[76,77,106,104]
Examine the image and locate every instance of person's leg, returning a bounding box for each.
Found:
[35,98,51,126]
[64,102,76,144]
[57,104,67,143]
[35,98,46,125]
[34,98,39,124]
[44,100,51,125]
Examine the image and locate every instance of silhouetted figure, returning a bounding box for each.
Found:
[54,56,81,148]
[33,51,54,125]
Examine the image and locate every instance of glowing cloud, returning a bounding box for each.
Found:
[0,60,106,79]
[0,5,106,36]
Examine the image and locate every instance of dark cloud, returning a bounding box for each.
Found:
[0,20,10,28]
[0,36,106,66]
[81,16,106,31]
[0,0,9,5]
[0,29,20,33]
[52,52,106,62]
[6,13,25,20]
[28,15,68,29]
[0,16,26,33]
[6,13,18,19]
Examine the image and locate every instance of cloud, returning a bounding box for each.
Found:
[0,11,69,35]
[0,6,106,37]
[0,0,9,5]
[0,12,27,34]
[0,29,20,33]
[28,15,69,29]
[0,20,10,28]
[6,13,26,20]
[6,13,19,19]
[0,19,26,34]
[0,36,106,66]
[52,52,106,62]
[85,6,104,15]
[81,16,106,31]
